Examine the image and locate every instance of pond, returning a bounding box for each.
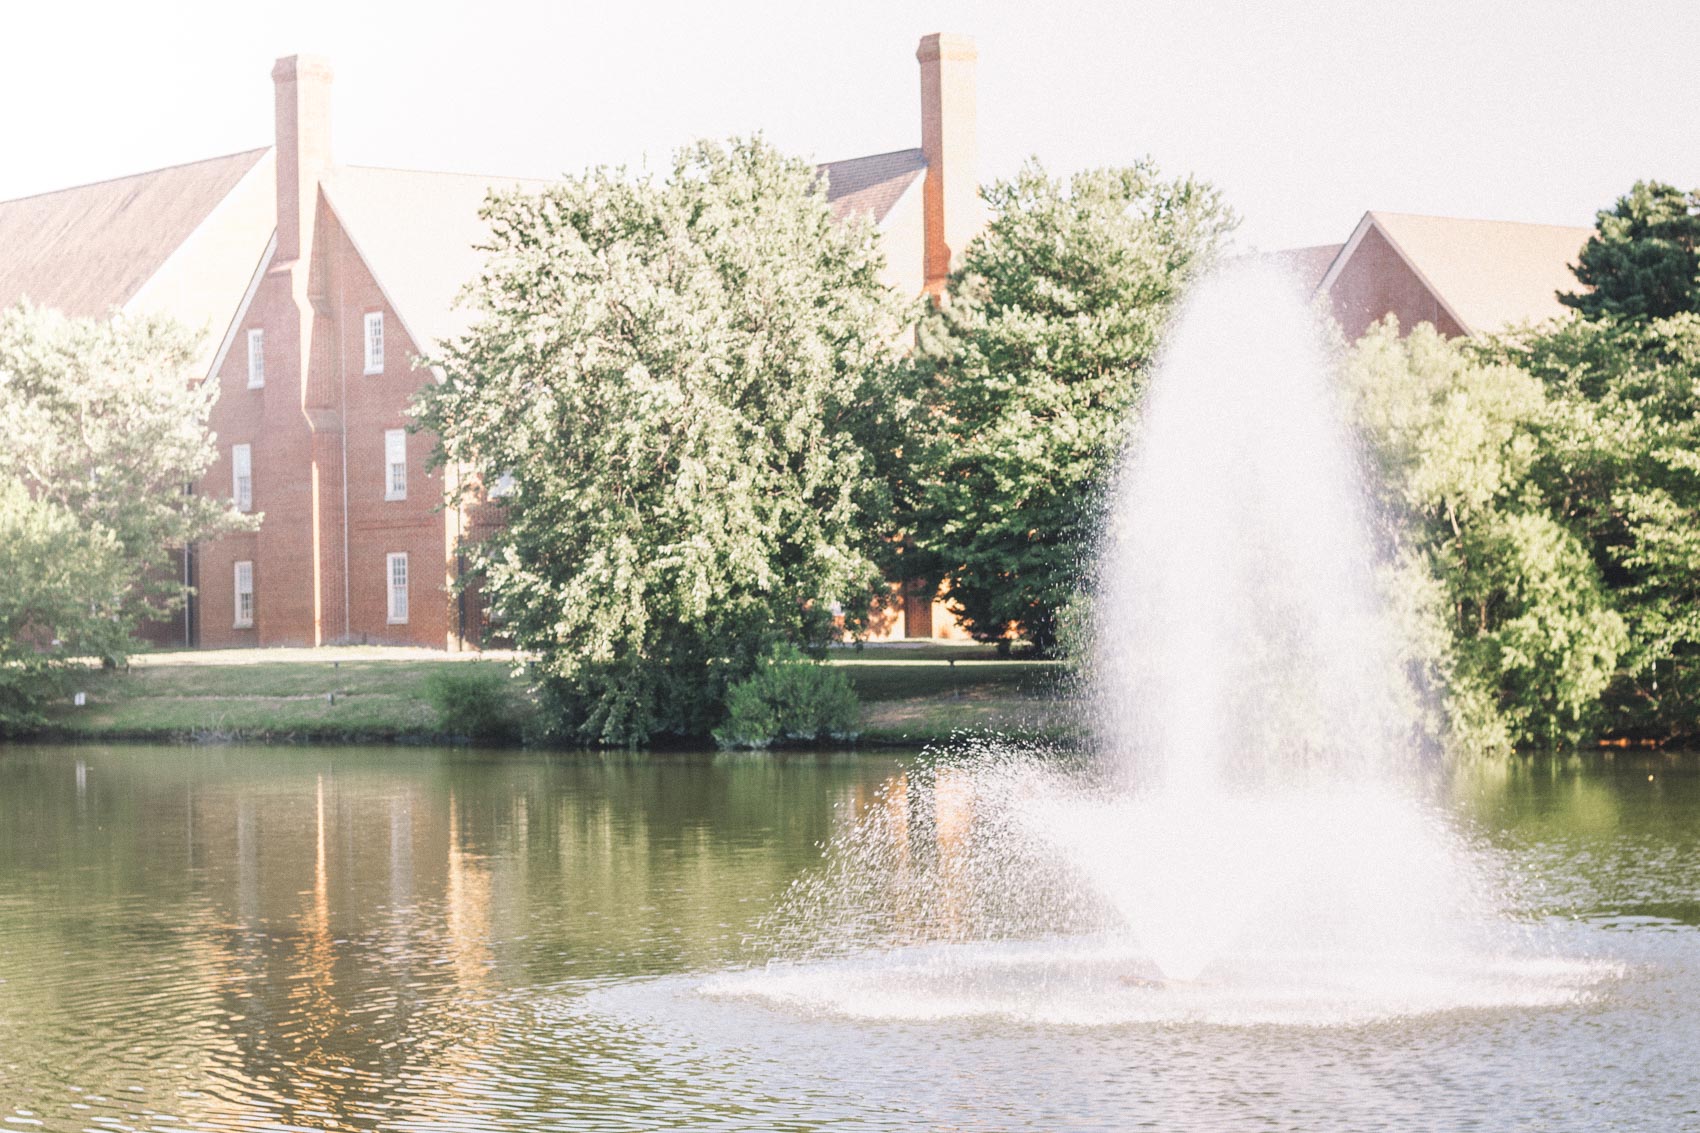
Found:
[1,743,1697,1130]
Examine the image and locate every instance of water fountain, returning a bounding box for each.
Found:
[707,262,1612,1026]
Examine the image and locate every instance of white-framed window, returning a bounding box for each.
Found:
[246,328,265,388]
[232,443,252,513]
[363,311,385,374]
[386,552,409,624]
[233,561,254,628]
[490,471,516,498]
[384,429,407,501]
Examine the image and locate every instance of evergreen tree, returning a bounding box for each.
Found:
[1561,180,1700,321]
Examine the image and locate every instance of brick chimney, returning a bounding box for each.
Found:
[917,33,980,297]
[271,55,333,263]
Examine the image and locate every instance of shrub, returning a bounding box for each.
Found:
[712,646,859,750]
[422,662,530,743]
[0,661,60,737]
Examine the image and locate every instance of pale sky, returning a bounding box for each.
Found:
[4,0,1697,251]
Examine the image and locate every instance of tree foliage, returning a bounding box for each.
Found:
[0,305,246,582]
[1493,313,1700,740]
[1343,174,1700,751]
[417,138,909,745]
[1560,180,1700,321]
[903,160,1237,653]
[0,303,250,731]
[0,480,130,731]
[1345,321,1627,753]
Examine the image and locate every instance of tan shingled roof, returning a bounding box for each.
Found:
[325,150,924,357]
[3,141,922,373]
[1356,211,1593,333]
[0,149,270,317]
[819,148,926,224]
[321,166,554,355]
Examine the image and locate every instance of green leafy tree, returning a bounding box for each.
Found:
[1560,180,1700,321]
[0,481,131,731]
[0,303,251,730]
[417,137,912,745]
[1497,313,1700,739]
[904,160,1236,653]
[1346,321,1627,752]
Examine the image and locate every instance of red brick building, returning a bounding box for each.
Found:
[14,40,1593,653]
[1,35,983,648]
[1276,211,1594,340]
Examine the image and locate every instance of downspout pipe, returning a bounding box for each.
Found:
[338,233,351,642]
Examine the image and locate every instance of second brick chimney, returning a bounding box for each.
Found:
[272,55,333,264]
[917,33,980,297]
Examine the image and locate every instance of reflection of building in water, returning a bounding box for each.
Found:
[0,753,883,1124]
[236,794,259,925]
[870,767,980,942]
[427,790,510,1115]
[445,792,494,986]
[933,769,975,857]
[281,773,346,1121]
[930,769,977,939]
[161,769,520,1126]
[882,772,913,866]
[390,791,414,909]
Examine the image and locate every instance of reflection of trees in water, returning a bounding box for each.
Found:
[1451,752,1700,923]
[0,747,895,1126]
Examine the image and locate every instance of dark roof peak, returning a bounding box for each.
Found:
[817,148,926,224]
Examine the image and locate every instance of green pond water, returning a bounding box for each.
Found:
[1,743,1697,1131]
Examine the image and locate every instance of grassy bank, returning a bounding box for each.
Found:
[29,643,1074,747]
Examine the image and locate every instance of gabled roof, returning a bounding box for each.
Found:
[0,148,271,318]
[321,165,553,355]
[818,148,927,224]
[1319,211,1593,334]
[325,149,927,357]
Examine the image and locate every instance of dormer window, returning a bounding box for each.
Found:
[246,328,264,388]
[363,311,384,374]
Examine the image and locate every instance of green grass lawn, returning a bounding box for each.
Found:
[834,654,1077,743]
[46,654,452,741]
[33,643,1078,746]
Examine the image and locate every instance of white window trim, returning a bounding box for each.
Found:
[384,429,407,501]
[386,552,409,625]
[233,561,254,629]
[246,328,265,389]
[363,311,385,375]
[232,443,252,513]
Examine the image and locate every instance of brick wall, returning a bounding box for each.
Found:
[195,198,460,649]
[1327,225,1466,340]
[321,207,455,647]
